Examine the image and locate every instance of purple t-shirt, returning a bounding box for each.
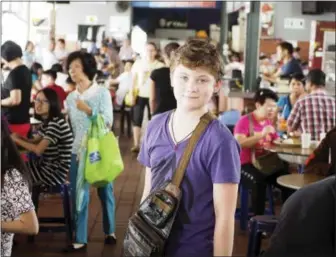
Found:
[138,111,241,257]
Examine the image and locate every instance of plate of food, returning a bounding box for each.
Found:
[274,138,301,147]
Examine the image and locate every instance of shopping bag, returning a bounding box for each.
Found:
[85,114,124,187]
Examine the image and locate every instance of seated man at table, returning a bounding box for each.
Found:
[287,69,336,140]
[262,175,336,257]
[305,126,336,177]
[263,42,303,83]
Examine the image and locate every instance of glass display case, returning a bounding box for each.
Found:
[308,21,335,72]
[322,31,336,84]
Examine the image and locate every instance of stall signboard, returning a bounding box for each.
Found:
[132,1,217,8]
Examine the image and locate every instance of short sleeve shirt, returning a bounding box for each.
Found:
[277,95,292,120]
[138,111,241,257]
[27,117,73,186]
[150,67,177,115]
[1,169,35,257]
[280,58,303,77]
[131,59,164,98]
[1,65,32,124]
[234,113,278,165]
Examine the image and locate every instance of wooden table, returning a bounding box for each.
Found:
[277,174,325,190]
[265,144,316,165]
[265,144,315,157]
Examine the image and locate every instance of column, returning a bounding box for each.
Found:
[219,1,228,59]
[243,1,261,92]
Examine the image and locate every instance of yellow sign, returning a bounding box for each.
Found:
[86,15,98,25]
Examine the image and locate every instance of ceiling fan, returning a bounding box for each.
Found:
[116,1,130,13]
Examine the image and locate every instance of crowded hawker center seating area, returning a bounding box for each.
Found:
[1,1,336,257]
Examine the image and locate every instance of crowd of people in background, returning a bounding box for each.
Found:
[1,35,335,257]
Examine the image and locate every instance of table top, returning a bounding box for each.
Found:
[277,173,325,190]
[265,144,315,157]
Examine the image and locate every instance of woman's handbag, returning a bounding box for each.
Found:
[124,88,139,107]
[248,114,285,175]
[123,112,215,257]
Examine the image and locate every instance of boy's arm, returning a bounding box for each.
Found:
[207,137,241,256]
[213,183,238,256]
[140,167,152,204]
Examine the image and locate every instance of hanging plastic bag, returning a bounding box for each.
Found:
[84,114,124,187]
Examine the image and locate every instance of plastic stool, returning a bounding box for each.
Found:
[247,215,278,257]
[236,184,275,231]
[28,183,72,244]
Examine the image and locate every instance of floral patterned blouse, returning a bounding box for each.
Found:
[65,83,113,155]
[1,169,35,257]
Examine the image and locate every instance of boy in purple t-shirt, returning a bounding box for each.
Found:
[138,39,241,257]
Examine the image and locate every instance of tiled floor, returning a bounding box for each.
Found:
[12,124,270,257]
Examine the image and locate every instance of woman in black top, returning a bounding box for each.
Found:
[1,41,33,138]
[149,42,179,116]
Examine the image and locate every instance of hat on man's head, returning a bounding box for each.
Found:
[1,40,23,62]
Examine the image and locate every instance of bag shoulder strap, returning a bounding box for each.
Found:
[247,114,257,161]
[247,113,254,137]
[171,112,215,188]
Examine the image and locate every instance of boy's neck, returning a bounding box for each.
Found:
[174,106,208,122]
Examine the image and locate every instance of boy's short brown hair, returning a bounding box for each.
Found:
[170,38,224,81]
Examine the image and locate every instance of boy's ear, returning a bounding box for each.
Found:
[213,80,222,94]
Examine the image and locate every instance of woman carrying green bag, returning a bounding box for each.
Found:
[64,51,117,252]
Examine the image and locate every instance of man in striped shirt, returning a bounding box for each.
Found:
[287,69,336,140]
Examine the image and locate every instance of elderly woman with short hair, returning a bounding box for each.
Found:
[64,51,115,252]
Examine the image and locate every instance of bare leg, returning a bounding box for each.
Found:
[132,126,141,152]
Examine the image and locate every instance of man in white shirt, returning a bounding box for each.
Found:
[119,38,134,61]
[42,39,58,70]
[109,60,133,107]
[54,38,68,65]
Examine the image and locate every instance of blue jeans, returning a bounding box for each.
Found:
[70,154,116,244]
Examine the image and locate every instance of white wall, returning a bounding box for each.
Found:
[55,2,131,39]
[273,2,335,41]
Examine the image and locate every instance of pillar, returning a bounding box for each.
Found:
[219,1,228,59]
[243,1,261,92]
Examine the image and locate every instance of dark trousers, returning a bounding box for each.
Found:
[241,163,293,215]
[132,96,151,127]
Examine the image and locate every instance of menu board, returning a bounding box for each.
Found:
[132,1,217,8]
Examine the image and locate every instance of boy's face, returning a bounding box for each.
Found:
[171,64,218,112]
[41,74,54,88]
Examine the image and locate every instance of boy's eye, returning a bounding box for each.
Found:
[180,76,188,81]
[197,79,208,84]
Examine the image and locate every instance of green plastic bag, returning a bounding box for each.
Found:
[85,114,124,187]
